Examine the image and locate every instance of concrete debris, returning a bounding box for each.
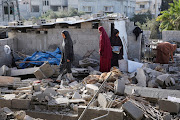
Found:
[114,79,125,95]
[122,101,144,120]
[0,54,179,120]
[159,99,180,114]
[157,74,175,87]
[0,76,21,87]
[34,62,55,80]
[135,68,146,87]
[79,58,99,67]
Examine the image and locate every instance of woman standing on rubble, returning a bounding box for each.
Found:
[156,42,177,64]
[110,29,123,67]
[98,26,112,72]
[57,31,75,82]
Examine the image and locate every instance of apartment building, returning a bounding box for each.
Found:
[0,0,19,25]
[68,0,136,18]
[135,0,162,17]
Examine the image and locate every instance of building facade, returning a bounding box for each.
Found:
[68,0,136,18]
[0,0,19,25]
[19,0,68,19]
[135,0,162,17]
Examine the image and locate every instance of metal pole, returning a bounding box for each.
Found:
[2,0,4,21]
[8,0,10,22]
[15,0,20,20]
[78,72,112,120]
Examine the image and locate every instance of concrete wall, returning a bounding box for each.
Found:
[0,37,17,67]
[162,31,180,43]
[126,21,142,60]
[12,25,100,65]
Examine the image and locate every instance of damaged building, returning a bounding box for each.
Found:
[0,13,180,120]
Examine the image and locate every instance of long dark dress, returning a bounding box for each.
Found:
[98,26,112,72]
[59,31,74,74]
[156,42,174,64]
[110,36,123,67]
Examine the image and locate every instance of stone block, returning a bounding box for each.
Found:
[98,93,111,108]
[136,68,146,87]
[122,101,143,120]
[78,106,123,120]
[124,85,180,99]
[114,79,125,95]
[86,84,99,95]
[159,99,180,114]
[12,99,30,110]
[156,74,175,87]
[34,62,55,80]
[0,76,21,86]
[72,92,82,99]
[0,99,12,108]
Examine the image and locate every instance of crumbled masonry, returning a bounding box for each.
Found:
[0,54,180,120]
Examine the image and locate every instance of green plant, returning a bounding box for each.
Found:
[130,10,152,24]
[157,0,180,31]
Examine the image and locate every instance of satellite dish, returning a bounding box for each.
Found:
[4,45,11,55]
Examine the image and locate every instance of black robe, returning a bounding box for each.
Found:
[110,36,123,67]
[60,31,74,73]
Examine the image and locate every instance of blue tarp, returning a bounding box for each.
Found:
[19,47,61,68]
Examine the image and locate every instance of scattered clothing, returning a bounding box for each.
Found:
[110,29,124,67]
[98,26,112,72]
[156,42,177,64]
[133,27,143,41]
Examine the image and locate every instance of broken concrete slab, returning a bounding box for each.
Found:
[72,68,90,76]
[159,99,180,114]
[34,62,55,80]
[98,93,111,108]
[125,85,180,99]
[0,99,12,108]
[156,74,175,87]
[128,60,143,73]
[72,92,82,99]
[136,68,146,87]
[79,58,99,67]
[10,67,39,77]
[78,106,123,120]
[86,84,99,95]
[43,88,57,96]
[0,76,21,86]
[12,99,31,110]
[122,101,144,120]
[114,79,125,95]
[118,59,128,72]
[143,67,163,77]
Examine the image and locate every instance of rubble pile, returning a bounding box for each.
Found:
[0,56,180,120]
[0,107,42,120]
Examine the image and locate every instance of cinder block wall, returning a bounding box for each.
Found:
[13,26,100,65]
[0,38,17,67]
[126,21,142,60]
[162,31,180,42]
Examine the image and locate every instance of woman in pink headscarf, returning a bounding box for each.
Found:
[98,26,112,72]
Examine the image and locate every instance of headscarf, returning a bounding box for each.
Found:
[98,26,112,58]
[62,31,74,61]
[111,29,119,40]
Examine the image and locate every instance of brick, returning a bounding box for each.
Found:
[0,99,12,108]
[0,76,21,86]
[114,79,125,95]
[159,99,180,114]
[12,99,30,110]
[122,101,143,120]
